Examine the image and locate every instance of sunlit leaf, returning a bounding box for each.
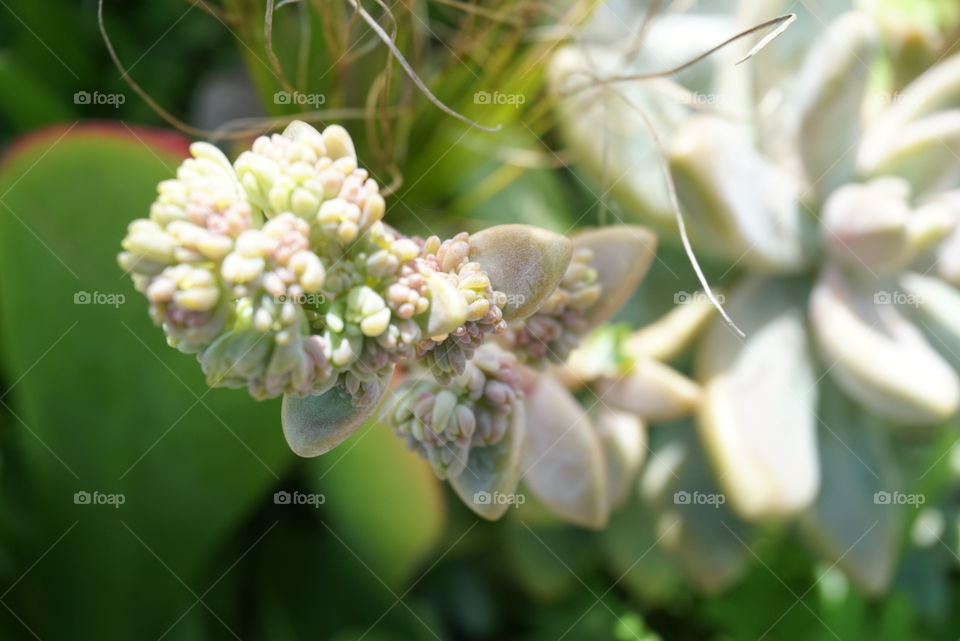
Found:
[696,277,820,519]
[521,374,607,529]
[467,224,572,320]
[282,379,390,457]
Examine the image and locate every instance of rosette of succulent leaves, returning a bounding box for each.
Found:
[551,2,960,592]
[119,120,659,528]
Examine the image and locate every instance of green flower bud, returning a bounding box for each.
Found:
[390,345,521,478]
[508,245,601,363]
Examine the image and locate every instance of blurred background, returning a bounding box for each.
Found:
[3,0,960,639]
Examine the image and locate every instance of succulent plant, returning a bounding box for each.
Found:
[119,120,657,525]
[551,5,960,593]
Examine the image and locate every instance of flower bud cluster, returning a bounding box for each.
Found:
[389,345,521,478]
[120,122,509,405]
[508,246,602,363]
[119,142,253,353]
[234,123,385,244]
[415,233,508,384]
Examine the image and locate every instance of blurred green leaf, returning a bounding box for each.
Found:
[799,383,903,595]
[0,54,73,129]
[308,420,446,589]
[0,125,296,638]
[502,520,590,602]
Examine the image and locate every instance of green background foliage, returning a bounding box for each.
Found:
[1,1,959,640]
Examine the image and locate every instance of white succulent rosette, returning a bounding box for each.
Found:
[551,5,960,592]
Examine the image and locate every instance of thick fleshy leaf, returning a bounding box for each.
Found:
[668,115,808,273]
[799,384,902,595]
[595,408,646,511]
[560,324,627,387]
[933,191,960,284]
[625,297,716,363]
[281,376,392,457]
[548,45,688,234]
[521,374,607,529]
[0,125,294,638]
[696,277,820,520]
[859,52,960,167]
[859,110,960,197]
[900,272,960,370]
[571,225,657,328]
[907,199,956,256]
[468,224,572,320]
[791,11,877,197]
[449,405,526,520]
[820,178,912,275]
[810,264,960,424]
[640,421,753,593]
[596,358,701,423]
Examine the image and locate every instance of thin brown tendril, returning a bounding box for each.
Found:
[265,0,298,95]
[345,0,501,132]
[613,90,745,337]
[562,13,796,95]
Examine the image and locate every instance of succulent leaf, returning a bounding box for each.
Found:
[625,297,717,363]
[571,225,657,329]
[596,358,701,423]
[859,52,960,166]
[810,264,960,424]
[521,374,608,529]
[595,409,646,512]
[820,179,912,275]
[281,377,392,457]
[900,272,960,371]
[859,110,960,197]
[449,405,526,520]
[799,384,902,595]
[669,115,808,273]
[640,423,753,593]
[792,11,878,198]
[468,225,573,321]
[695,277,820,520]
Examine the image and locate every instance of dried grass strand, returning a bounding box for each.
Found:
[344,0,501,132]
[563,13,796,94]
[614,91,745,337]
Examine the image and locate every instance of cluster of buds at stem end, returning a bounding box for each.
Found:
[389,344,520,479]
[119,120,657,525]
